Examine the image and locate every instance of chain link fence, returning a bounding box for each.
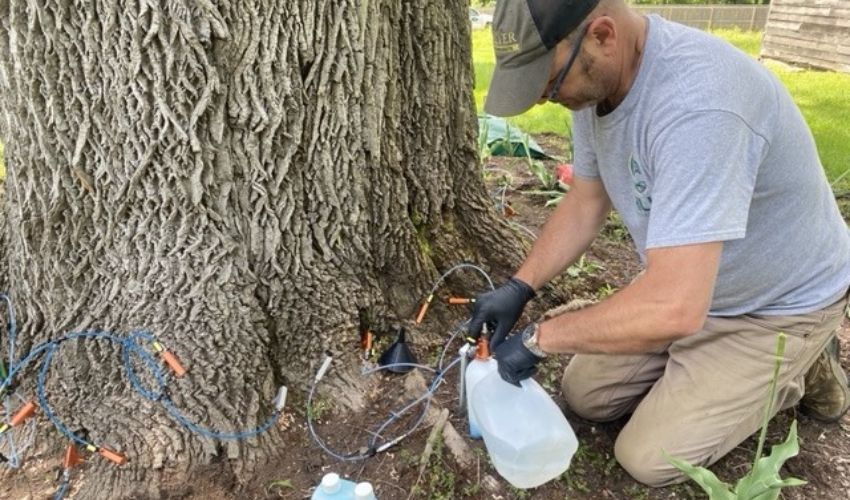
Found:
[477,4,769,31]
[633,5,769,31]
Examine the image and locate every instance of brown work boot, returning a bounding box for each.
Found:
[801,336,850,422]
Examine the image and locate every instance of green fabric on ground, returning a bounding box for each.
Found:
[479,114,548,159]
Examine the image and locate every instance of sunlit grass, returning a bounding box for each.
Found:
[714,28,762,56]
[471,27,850,187]
[767,63,850,185]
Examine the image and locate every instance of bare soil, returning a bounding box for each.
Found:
[3,133,849,499]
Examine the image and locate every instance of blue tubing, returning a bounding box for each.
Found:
[0,299,281,456]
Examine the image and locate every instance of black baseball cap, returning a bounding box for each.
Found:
[484,0,600,117]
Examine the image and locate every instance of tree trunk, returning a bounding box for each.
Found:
[0,0,521,497]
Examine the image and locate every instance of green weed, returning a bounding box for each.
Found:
[460,480,482,497]
[537,358,563,393]
[508,485,531,499]
[266,479,293,495]
[306,396,333,421]
[596,284,617,300]
[563,473,591,494]
[624,484,651,499]
[567,255,602,279]
[602,212,630,242]
[667,481,701,499]
[521,135,565,207]
[560,445,605,493]
[527,158,556,191]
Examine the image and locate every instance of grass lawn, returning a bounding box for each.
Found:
[472,28,850,188]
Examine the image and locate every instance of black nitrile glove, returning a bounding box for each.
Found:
[467,277,535,350]
[493,325,543,387]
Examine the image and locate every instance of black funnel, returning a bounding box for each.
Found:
[378,328,417,373]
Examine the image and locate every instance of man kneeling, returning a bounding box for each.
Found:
[468,0,850,486]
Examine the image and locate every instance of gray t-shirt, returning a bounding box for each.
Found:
[572,15,850,316]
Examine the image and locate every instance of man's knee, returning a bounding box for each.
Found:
[561,369,623,422]
[561,352,666,423]
[614,427,687,487]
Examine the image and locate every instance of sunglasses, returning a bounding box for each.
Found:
[546,25,590,101]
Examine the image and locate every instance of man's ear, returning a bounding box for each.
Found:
[587,16,617,55]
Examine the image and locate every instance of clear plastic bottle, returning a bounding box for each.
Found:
[465,338,497,439]
[353,482,378,500]
[470,369,579,489]
[311,473,357,500]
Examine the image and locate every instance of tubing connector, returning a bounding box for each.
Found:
[315,356,333,383]
[0,401,37,434]
[161,351,187,377]
[375,435,405,453]
[152,342,187,377]
[274,386,288,412]
[448,297,475,305]
[459,343,473,359]
[475,338,490,360]
[63,443,85,470]
[98,447,127,466]
[360,330,374,359]
[415,294,434,324]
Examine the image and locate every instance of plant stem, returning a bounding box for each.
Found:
[753,333,786,464]
[831,167,850,188]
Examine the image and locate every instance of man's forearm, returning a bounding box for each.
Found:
[515,182,610,290]
[537,243,723,355]
[537,278,687,355]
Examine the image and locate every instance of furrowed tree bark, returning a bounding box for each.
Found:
[0,1,523,498]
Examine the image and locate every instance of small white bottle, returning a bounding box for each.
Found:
[311,473,357,500]
[354,481,378,500]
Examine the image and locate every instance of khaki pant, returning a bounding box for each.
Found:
[561,294,849,487]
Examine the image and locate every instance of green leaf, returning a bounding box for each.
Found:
[734,421,806,500]
[544,194,564,207]
[268,479,294,490]
[664,452,735,500]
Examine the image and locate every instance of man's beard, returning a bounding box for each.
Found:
[563,53,610,111]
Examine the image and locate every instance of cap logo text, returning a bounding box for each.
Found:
[493,31,520,53]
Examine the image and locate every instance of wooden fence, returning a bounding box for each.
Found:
[633,5,770,31]
[761,0,850,72]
